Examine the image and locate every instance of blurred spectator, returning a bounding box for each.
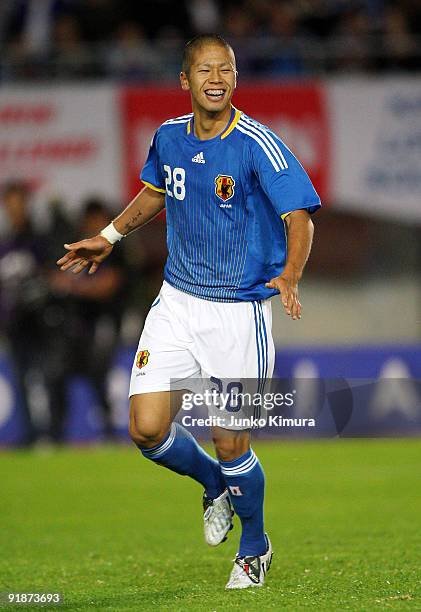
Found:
[222,4,256,75]
[155,26,185,77]
[186,0,220,34]
[108,22,160,80]
[128,1,191,41]
[261,2,306,76]
[331,6,373,72]
[0,1,420,82]
[0,1,17,48]
[74,0,121,44]
[46,198,127,441]
[400,0,421,35]
[1,0,79,80]
[382,5,418,71]
[244,0,274,31]
[0,181,49,445]
[2,0,75,54]
[50,14,96,78]
[295,0,341,39]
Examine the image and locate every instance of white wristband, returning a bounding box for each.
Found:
[100,222,124,245]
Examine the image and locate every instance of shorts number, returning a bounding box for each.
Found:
[210,377,243,412]
[163,165,185,201]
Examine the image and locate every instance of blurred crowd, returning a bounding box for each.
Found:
[0,180,167,445]
[0,0,420,81]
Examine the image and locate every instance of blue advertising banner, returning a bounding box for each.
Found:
[1,345,420,445]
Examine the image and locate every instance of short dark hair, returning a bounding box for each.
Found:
[182,34,234,74]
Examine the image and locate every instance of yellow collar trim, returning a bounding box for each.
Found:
[221,107,242,139]
[186,107,242,139]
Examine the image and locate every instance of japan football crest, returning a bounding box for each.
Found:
[215,174,235,203]
[136,350,150,369]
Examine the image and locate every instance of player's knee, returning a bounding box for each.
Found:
[128,412,169,449]
[129,420,169,448]
[212,431,250,462]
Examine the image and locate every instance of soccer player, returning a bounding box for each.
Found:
[57,34,320,589]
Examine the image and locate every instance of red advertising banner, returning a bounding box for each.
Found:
[120,86,189,200]
[0,86,122,216]
[120,82,330,202]
[233,83,330,201]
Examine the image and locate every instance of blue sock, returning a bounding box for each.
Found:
[138,422,225,499]
[219,449,266,557]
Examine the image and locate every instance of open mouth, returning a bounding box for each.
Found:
[204,89,226,102]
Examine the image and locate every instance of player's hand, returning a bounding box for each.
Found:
[265,271,301,320]
[56,235,114,275]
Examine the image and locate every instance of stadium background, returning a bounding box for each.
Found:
[1,2,421,610]
[0,0,420,444]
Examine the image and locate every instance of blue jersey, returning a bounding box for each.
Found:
[140,106,321,302]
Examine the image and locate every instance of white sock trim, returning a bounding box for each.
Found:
[144,423,177,458]
[220,450,258,476]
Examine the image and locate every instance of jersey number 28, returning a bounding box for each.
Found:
[164,165,185,201]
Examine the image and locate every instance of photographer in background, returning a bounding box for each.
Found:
[47,198,127,441]
[0,181,49,445]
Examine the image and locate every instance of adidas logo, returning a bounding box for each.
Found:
[192,152,205,164]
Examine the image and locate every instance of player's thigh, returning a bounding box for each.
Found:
[129,285,200,397]
[129,284,200,441]
[129,390,184,443]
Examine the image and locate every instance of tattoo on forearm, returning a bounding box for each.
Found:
[122,210,143,234]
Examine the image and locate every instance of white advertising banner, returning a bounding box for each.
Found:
[0,85,122,221]
[330,78,421,222]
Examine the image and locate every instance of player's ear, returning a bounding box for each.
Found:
[180,72,190,91]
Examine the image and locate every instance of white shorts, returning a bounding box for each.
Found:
[129,281,275,429]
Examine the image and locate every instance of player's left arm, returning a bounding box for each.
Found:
[249,127,320,320]
[265,210,314,321]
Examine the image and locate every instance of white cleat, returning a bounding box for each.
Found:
[225,534,273,589]
[203,489,234,546]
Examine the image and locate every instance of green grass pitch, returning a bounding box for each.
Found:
[1,439,420,611]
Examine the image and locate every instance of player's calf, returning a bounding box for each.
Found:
[132,415,226,503]
[211,427,250,462]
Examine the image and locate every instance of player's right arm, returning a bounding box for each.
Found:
[56,186,165,275]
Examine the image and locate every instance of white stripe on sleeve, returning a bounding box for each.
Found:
[235,124,280,172]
